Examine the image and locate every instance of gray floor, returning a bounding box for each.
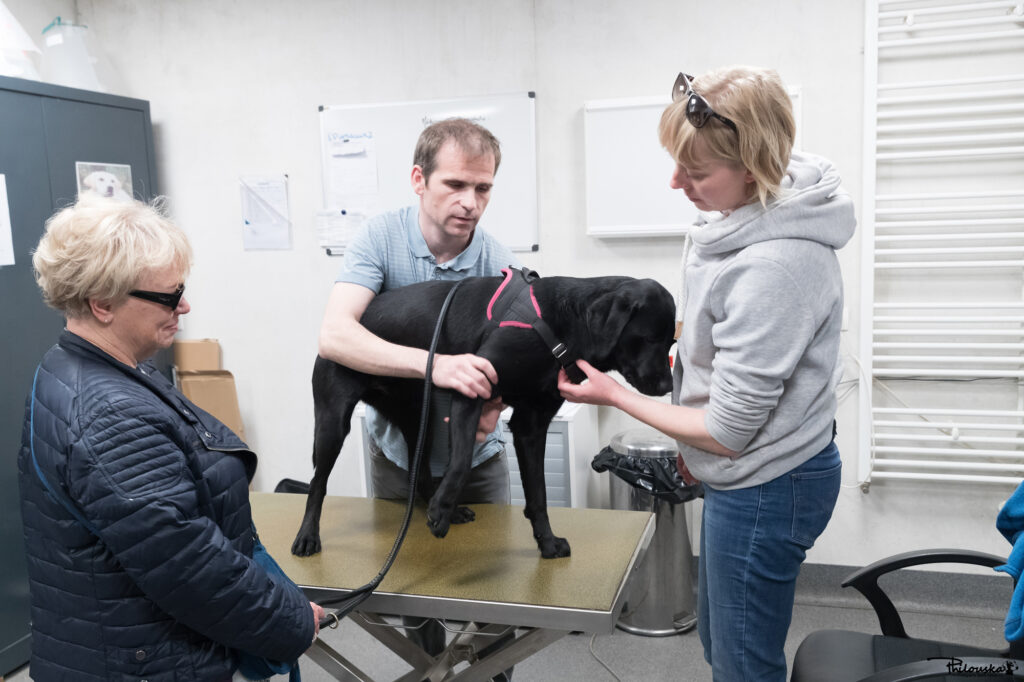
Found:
[4,563,1010,681]
[296,591,1007,682]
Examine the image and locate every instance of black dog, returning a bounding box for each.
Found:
[291,270,675,559]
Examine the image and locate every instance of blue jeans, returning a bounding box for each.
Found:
[697,441,841,681]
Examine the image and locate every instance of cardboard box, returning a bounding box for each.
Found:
[174,339,221,372]
[178,370,246,440]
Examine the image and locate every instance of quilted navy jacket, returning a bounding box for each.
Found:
[18,331,314,681]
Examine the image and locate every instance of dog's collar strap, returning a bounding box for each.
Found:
[487,267,586,383]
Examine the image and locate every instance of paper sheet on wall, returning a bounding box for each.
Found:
[239,175,291,250]
[315,208,368,252]
[324,132,379,207]
[0,175,14,267]
[318,132,380,251]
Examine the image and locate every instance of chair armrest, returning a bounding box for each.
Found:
[842,549,1006,637]
[857,657,1024,681]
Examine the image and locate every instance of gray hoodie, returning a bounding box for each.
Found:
[672,151,856,489]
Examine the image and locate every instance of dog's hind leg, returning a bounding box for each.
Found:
[291,360,360,556]
[426,394,483,538]
[509,403,570,559]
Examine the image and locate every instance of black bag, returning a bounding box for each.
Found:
[591,446,703,504]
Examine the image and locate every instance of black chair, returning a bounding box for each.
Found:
[274,478,311,494]
[790,548,1024,682]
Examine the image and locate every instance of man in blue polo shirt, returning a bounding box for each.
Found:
[318,118,519,672]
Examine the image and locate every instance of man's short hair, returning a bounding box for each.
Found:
[413,117,501,182]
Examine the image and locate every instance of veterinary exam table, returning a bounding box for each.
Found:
[251,492,656,682]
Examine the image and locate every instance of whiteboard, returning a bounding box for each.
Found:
[584,96,694,238]
[583,89,801,238]
[319,92,538,252]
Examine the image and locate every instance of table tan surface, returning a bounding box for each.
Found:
[251,492,654,632]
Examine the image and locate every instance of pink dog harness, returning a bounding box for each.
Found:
[486,267,586,383]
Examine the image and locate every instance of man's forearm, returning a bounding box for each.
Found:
[318,317,430,379]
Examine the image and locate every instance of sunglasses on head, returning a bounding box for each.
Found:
[671,72,738,135]
[129,284,185,310]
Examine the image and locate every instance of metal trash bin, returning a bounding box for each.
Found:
[595,428,699,636]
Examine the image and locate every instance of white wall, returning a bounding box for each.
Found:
[6,0,1012,568]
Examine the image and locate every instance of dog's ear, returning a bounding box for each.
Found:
[584,285,640,360]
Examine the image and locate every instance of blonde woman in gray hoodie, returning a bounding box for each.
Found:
[559,65,856,682]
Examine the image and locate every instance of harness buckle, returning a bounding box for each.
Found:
[552,343,569,362]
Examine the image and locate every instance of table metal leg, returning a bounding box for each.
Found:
[304,638,375,681]
[310,611,568,682]
[443,626,568,682]
[352,612,436,671]
[412,622,500,682]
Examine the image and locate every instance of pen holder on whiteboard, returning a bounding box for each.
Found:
[40,17,104,92]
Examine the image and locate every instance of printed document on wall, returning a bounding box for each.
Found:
[315,208,365,252]
[324,132,379,207]
[0,175,14,267]
[239,174,291,250]
[319,130,381,251]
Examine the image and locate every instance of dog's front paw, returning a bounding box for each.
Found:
[539,535,571,559]
[427,514,451,538]
[291,533,322,557]
[450,506,476,524]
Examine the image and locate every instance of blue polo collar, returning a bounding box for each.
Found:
[406,207,483,272]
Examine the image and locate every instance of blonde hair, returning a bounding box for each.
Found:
[32,196,193,318]
[658,65,796,206]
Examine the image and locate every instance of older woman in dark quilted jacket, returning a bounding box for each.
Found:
[18,196,325,681]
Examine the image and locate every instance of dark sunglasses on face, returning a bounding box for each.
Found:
[671,72,739,134]
[128,284,185,310]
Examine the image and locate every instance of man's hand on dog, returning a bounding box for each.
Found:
[431,353,498,399]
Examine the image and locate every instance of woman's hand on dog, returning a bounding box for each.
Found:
[557,359,625,407]
[431,353,498,399]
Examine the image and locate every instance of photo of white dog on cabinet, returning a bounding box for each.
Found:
[76,162,133,203]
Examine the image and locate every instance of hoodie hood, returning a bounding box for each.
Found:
[690,151,856,255]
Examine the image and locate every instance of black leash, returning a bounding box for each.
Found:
[315,279,467,627]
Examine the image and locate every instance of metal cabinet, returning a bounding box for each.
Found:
[502,402,600,509]
[0,75,157,676]
[357,402,601,509]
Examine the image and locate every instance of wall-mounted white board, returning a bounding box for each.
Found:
[319,92,538,253]
[583,89,801,238]
[584,96,694,238]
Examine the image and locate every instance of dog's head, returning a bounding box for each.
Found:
[83,171,121,198]
[584,278,675,396]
